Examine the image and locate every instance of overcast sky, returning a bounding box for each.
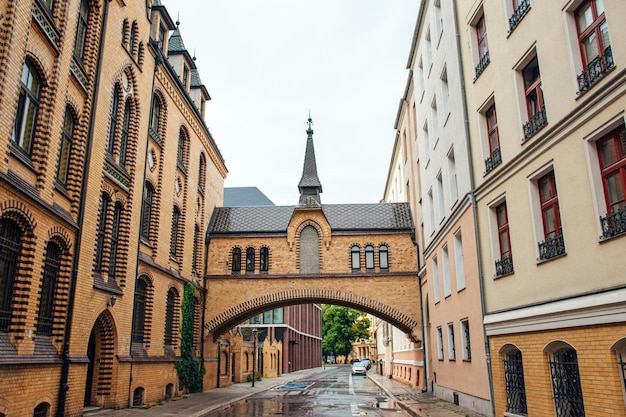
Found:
[162,1,420,206]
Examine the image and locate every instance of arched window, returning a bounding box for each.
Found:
[259,247,269,272]
[149,94,161,136]
[198,153,206,193]
[13,60,41,155]
[299,225,319,273]
[231,248,241,273]
[379,245,389,269]
[74,0,89,61]
[164,288,177,346]
[108,202,122,278]
[220,350,228,375]
[119,99,131,167]
[192,224,200,273]
[33,402,50,417]
[365,245,374,269]
[351,245,360,270]
[548,346,585,416]
[170,206,180,259]
[57,107,75,185]
[177,128,187,170]
[140,182,154,241]
[0,219,21,332]
[132,387,144,407]
[37,242,61,336]
[107,85,119,154]
[503,346,527,415]
[132,278,148,343]
[94,193,110,270]
[129,21,137,55]
[246,247,255,272]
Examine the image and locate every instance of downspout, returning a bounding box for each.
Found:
[414,235,428,392]
[126,39,163,407]
[451,2,496,416]
[56,1,112,415]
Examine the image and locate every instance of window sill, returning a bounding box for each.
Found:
[493,270,514,280]
[536,252,567,264]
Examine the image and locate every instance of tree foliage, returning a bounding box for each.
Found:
[174,283,205,393]
[322,305,370,360]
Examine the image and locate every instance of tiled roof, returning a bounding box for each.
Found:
[168,27,186,53]
[190,68,203,88]
[207,203,414,235]
[224,187,275,207]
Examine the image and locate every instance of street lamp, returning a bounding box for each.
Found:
[251,328,258,387]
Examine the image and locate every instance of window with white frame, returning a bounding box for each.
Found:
[422,120,430,161]
[596,124,626,238]
[447,148,458,204]
[425,30,432,75]
[442,244,451,297]
[447,323,456,360]
[437,172,445,221]
[428,188,435,234]
[508,0,531,33]
[520,54,547,140]
[536,169,565,260]
[431,96,439,142]
[433,0,443,42]
[417,58,425,99]
[461,319,471,361]
[471,7,490,79]
[454,229,466,290]
[441,66,449,119]
[491,199,514,277]
[432,256,440,303]
[436,326,444,360]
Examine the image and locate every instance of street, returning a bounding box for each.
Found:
[204,366,411,417]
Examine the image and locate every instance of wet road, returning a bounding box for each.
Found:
[204,366,411,417]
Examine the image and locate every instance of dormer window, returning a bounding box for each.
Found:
[182,65,189,89]
[158,24,166,50]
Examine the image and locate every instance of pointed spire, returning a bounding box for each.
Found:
[298,114,323,207]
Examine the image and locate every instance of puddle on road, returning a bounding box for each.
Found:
[373,398,397,409]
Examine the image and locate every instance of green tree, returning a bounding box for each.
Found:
[322,305,370,362]
[174,283,205,393]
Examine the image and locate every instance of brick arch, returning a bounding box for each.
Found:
[44,228,73,344]
[92,309,117,397]
[135,273,154,348]
[206,288,420,341]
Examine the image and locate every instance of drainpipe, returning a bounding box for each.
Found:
[414,236,428,392]
[56,1,112,415]
[451,2,496,416]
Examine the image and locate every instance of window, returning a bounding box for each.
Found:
[57,108,75,185]
[548,347,585,417]
[423,120,430,160]
[379,245,388,269]
[433,0,442,40]
[108,203,122,278]
[119,100,131,167]
[476,13,488,62]
[149,94,161,137]
[177,128,187,170]
[132,278,148,343]
[129,21,138,55]
[442,245,451,297]
[246,247,255,272]
[263,310,271,324]
[140,182,154,241]
[249,315,260,324]
[182,65,190,89]
[447,149,458,204]
[0,219,21,332]
[43,0,54,10]
[94,194,110,270]
[509,0,530,32]
[351,245,360,270]
[495,201,514,276]
[576,0,612,92]
[13,60,41,155]
[192,225,200,274]
[198,153,207,193]
[74,0,89,61]
[273,307,283,324]
[432,256,440,303]
[454,230,466,290]
[522,56,547,139]
[259,247,269,272]
[441,68,449,119]
[436,326,444,360]
[436,172,445,221]
[36,242,61,336]
[460,319,471,361]
[503,347,528,415]
[169,206,180,259]
[447,323,455,360]
[597,126,626,237]
[431,98,439,142]
[33,403,50,417]
[537,171,565,260]
[365,245,374,269]
[484,104,501,173]
[231,248,241,273]
[164,288,177,346]
[107,85,119,154]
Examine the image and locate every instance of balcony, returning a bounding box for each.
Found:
[600,207,626,239]
[509,0,530,33]
[577,46,614,94]
[495,255,514,277]
[474,51,490,80]
[538,233,566,261]
[523,107,547,140]
[484,148,502,174]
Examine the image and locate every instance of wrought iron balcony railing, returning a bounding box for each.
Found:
[600,207,626,239]
[577,46,614,94]
[538,233,566,261]
[509,0,530,33]
[523,107,547,140]
[475,51,490,80]
[484,147,502,174]
[495,255,514,277]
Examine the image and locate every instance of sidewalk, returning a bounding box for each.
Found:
[84,367,487,417]
[367,372,488,417]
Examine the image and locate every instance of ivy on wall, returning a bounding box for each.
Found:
[174,283,205,393]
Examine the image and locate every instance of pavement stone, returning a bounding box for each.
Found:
[83,366,488,417]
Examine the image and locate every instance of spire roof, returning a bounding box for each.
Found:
[298,115,323,206]
[168,26,186,53]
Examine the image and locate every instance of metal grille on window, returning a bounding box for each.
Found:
[503,348,528,415]
[549,348,585,417]
[132,280,147,343]
[164,289,176,346]
[37,243,61,336]
[0,219,21,332]
[620,353,626,392]
[463,321,471,361]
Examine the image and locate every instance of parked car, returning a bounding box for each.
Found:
[349,358,361,365]
[351,361,367,376]
[360,358,371,370]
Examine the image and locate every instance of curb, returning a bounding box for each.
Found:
[366,374,420,417]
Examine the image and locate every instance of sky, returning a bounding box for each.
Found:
[162,1,420,206]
